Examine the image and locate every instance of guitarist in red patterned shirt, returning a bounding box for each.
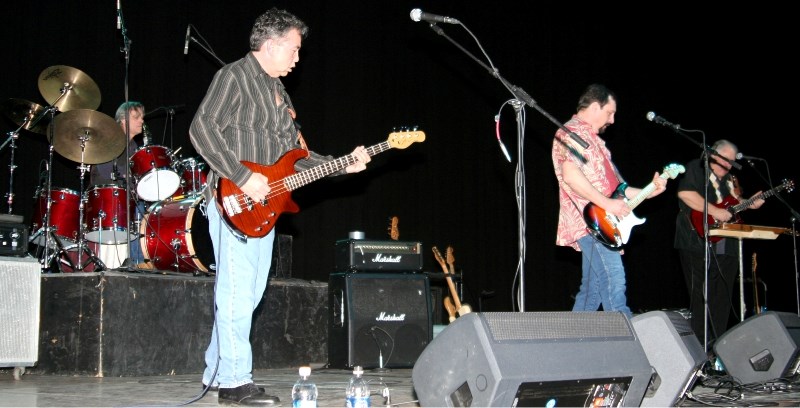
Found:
[552,84,668,318]
[674,139,764,346]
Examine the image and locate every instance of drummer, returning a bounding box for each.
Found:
[89,101,146,268]
[90,101,145,186]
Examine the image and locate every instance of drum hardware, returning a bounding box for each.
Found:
[0,99,55,215]
[19,65,111,272]
[43,107,127,272]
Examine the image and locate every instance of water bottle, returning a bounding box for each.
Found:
[345,366,370,408]
[292,366,318,408]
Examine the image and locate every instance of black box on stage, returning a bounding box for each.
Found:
[328,272,432,369]
[334,239,423,272]
[412,312,653,407]
[714,311,800,384]
[0,222,28,257]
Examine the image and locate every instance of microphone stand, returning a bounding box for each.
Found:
[658,124,718,351]
[424,22,587,312]
[186,26,226,68]
[119,4,136,272]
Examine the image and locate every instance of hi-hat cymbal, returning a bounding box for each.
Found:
[38,65,101,111]
[48,109,125,164]
[0,98,52,134]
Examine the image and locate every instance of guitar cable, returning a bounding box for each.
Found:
[494,101,515,163]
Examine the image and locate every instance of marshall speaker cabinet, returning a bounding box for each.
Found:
[328,272,432,369]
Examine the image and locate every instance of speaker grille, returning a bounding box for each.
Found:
[328,273,431,368]
[485,311,634,341]
[0,256,41,367]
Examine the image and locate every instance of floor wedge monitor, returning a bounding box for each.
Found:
[412,311,653,407]
[714,311,800,384]
[631,310,707,406]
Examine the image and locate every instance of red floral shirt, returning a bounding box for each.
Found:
[552,115,621,250]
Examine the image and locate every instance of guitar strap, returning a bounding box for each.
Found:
[286,107,309,154]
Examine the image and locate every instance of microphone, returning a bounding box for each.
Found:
[736,152,764,161]
[142,123,151,146]
[646,111,680,130]
[410,8,460,24]
[117,0,122,29]
[184,25,191,55]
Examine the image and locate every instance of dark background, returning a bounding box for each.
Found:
[1,1,797,318]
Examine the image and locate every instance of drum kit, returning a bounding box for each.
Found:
[2,65,214,274]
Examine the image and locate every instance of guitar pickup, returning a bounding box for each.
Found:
[222,194,243,216]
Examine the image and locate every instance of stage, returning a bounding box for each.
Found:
[3,255,800,406]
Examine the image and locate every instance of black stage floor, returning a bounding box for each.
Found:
[2,366,800,407]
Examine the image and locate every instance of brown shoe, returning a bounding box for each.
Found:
[218,382,280,406]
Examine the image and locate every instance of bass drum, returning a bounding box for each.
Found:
[139,195,215,273]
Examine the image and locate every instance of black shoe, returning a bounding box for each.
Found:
[218,382,280,406]
[203,383,266,394]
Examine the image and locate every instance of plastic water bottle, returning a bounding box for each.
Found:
[345,366,370,407]
[292,366,318,408]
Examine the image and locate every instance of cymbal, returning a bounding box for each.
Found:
[0,98,51,134]
[38,65,101,111]
[48,109,125,164]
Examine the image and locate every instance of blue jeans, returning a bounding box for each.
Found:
[202,201,275,388]
[573,235,632,318]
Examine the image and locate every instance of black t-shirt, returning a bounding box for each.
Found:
[674,157,739,254]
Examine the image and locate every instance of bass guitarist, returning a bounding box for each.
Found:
[674,139,764,346]
[189,8,370,406]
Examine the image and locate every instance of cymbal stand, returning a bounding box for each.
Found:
[64,133,106,272]
[1,104,56,215]
[1,126,22,215]
[30,107,64,272]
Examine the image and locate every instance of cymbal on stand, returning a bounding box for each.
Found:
[0,98,51,134]
[38,65,101,112]
[48,109,126,164]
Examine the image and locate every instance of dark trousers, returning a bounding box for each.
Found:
[679,248,739,345]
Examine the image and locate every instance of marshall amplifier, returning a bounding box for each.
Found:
[0,220,28,257]
[335,239,423,272]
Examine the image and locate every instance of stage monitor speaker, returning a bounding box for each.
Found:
[328,272,431,369]
[412,312,653,407]
[714,311,800,384]
[631,310,707,407]
[0,256,41,368]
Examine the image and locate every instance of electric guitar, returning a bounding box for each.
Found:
[216,130,425,238]
[690,178,794,243]
[584,163,685,249]
[433,245,471,319]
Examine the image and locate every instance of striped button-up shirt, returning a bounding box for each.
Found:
[189,52,333,203]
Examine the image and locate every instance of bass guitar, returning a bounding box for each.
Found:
[690,178,794,243]
[584,163,685,249]
[216,130,425,238]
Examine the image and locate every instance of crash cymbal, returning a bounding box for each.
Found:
[38,65,101,111]
[48,109,125,164]
[0,98,52,134]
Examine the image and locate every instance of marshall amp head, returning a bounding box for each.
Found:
[335,239,423,272]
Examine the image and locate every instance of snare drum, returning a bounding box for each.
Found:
[139,195,214,273]
[129,145,180,201]
[85,184,135,244]
[31,187,81,247]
